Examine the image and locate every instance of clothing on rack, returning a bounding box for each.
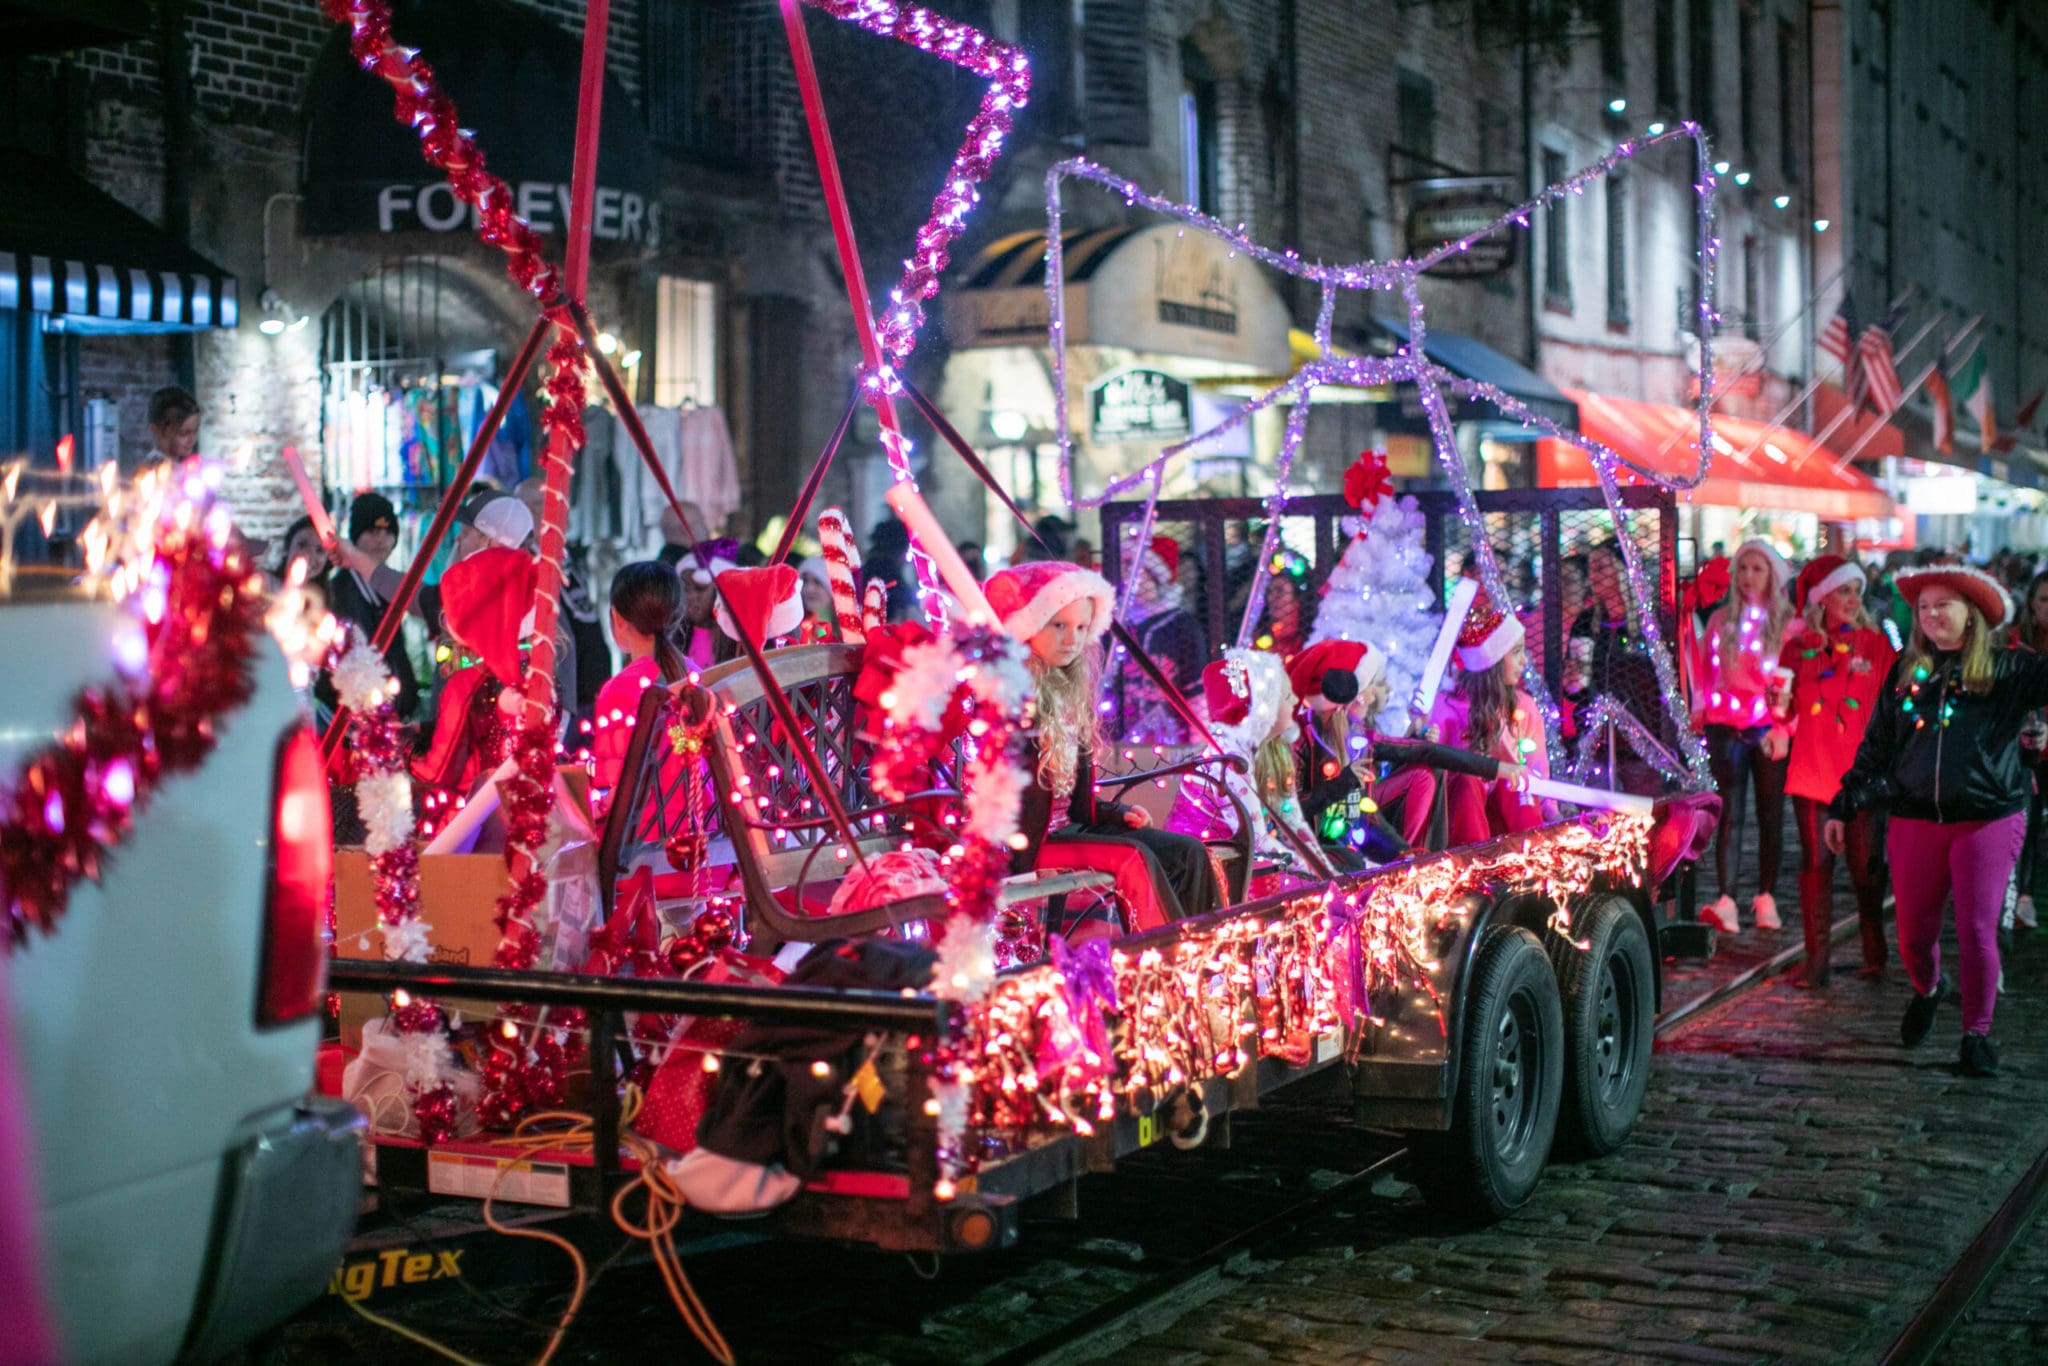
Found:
[616,404,739,539]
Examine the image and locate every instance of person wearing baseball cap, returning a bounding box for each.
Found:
[1772,555,1895,987]
[1828,562,2048,1076]
[455,488,535,558]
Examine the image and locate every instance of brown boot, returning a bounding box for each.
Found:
[1797,868,1832,987]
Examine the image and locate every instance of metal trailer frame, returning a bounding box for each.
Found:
[332,811,1665,1256]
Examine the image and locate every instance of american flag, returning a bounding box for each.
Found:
[1858,311,1905,414]
[1821,293,1861,406]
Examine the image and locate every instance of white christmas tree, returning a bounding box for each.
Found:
[1307,458,1442,739]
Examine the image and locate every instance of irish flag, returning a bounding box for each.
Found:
[1951,343,1997,451]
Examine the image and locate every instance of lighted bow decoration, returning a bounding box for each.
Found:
[1342,450,1395,515]
[1040,127,1727,791]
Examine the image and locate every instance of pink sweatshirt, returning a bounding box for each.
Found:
[1693,602,1786,730]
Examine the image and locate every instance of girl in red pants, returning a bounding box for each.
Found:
[1429,588,1556,836]
[1829,565,2048,1076]
[1775,556,1895,986]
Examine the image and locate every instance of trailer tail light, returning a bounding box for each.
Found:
[259,725,332,1028]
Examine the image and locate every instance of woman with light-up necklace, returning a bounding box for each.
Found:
[1694,540,1797,937]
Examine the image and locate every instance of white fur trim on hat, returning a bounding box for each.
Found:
[1457,612,1526,672]
[1355,646,1387,696]
[995,566,1116,646]
[1733,539,1793,593]
[1806,560,1866,608]
[686,556,737,586]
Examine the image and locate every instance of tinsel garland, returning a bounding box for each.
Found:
[866,623,1034,1193]
[333,636,460,1141]
[1,467,265,949]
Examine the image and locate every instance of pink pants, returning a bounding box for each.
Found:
[1888,811,2027,1036]
[1377,768,1493,849]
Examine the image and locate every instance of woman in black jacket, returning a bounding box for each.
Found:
[1827,565,2048,1077]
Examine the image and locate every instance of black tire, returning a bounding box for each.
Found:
[1552,895,1655,1158]
[1410,924,1564,1221]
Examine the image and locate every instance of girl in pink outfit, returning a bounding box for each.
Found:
[1694,539,1796,936]
[590,562,689,825]
[1430,589,1556,836]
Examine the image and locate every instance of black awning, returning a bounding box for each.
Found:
[0,0,147,56]
[300,0,661,248]
[1373,315,1578,435]
[0,149,239,333]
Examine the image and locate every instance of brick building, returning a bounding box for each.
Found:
[5,0,860,554]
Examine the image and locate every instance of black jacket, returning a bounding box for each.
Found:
[1830,649,2048,823]
[1011,739,1136,873]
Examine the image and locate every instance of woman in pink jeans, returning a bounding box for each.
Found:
[1827,564,2048,1077]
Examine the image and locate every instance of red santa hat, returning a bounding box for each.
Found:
[715,565,805,645]
[1456,588,1526,671]
[1202,656,1253,728]
[1794,555,1865,614]
[1286,638,1386,707]
[1894,564,2012,630]
[1146,535,1180,579]
[984,560,1116,646]
[439,546,536,686]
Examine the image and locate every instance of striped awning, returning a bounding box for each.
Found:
[0,150,238,334]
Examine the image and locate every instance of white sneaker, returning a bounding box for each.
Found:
[1702,895,1741,934]
[1752,894,1782,931]
[2019,895,2038,930]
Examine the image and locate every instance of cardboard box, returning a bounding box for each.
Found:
[333,851,510,1048]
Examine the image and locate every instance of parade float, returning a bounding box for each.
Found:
[1,0,1741,1355]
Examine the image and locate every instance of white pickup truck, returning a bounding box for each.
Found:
[3,587,361,1363]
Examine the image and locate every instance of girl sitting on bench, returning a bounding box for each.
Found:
[989,561,1222,938]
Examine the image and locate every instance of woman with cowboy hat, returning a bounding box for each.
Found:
[1829,564,2048,1076]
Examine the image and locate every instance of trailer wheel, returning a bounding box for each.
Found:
[1553,895,1654,1158]
[1410,925,1563,1221]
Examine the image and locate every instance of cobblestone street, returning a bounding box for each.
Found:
[1094,924,2048,1364]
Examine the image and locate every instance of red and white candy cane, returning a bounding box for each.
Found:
[818,506,866,645]
[862,580,888,635]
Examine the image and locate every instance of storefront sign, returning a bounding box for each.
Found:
[367,181,662,245]
[1090,368,1192,440]
[1404,178,1518,279]
[947,222,1291,372]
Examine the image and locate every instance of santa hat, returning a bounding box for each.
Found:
[1795,555,1865,613]
[1146,535,1180,580]
[1895,564,2012,630]
[1732,539,1793,596]
[715,565,805,645]
[1456,589,1526,671]
[439,546,537,686]
[1202,648,1291,742]
[1286,638,1386,707]
[984,561,1116,646]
